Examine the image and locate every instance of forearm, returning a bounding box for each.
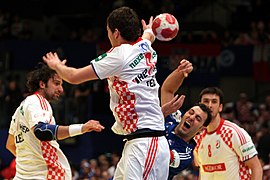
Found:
[34,122,82,141]
[34,120,104,141]
[55,63,81,84]
[161,69,185,105]
[55,63,97,84]
[57,126,72,140]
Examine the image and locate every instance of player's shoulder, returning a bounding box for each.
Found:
[222,119,249,136]
[25,94,39,102]
[24,93,47,106]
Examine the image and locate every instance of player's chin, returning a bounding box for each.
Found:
[50,96,60,102]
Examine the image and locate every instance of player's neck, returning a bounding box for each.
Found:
[207,114,221,133]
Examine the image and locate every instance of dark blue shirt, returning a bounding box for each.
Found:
[165,114,196,180]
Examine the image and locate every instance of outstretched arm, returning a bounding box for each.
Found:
[161,59,193,106]
[141,16,155,43]
[33,120,105,141]
[43,52,98,84]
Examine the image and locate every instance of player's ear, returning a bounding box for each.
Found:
[114,28,120,38]
[39,80,46,89]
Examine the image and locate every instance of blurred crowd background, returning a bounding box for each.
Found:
[1,0,270,179]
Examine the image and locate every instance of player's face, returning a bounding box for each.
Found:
[43,74,63,102]
[176,106,207,141]
[200,93,222,119]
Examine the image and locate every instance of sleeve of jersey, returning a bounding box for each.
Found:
[232,127,258,162]
[8,107,20,135]
[91,47,125,80]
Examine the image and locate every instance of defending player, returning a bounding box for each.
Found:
[6,62,104,179]
[161,59,212,179]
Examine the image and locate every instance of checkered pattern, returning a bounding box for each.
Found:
[194,130,207,153]
[113,79,138,133]
[41,142,65,180]
[239,162,251,180]
[220,126,233,148]
[221,123,251,180]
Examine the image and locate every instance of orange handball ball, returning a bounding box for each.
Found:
[152,13,179,41]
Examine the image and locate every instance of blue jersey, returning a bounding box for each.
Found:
[165,114,196,180]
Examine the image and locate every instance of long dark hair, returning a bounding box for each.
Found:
[26,62,56,94]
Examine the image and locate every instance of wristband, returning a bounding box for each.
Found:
[144,28,154,35]
[69,124,83,137]
[144,28,156,40]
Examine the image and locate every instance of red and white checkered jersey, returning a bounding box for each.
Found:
[91,38,164,135]
[194,118,257,180]
[9,92,71,180]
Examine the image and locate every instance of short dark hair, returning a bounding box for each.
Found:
[26,62,57,94]
[199,87,224,105]
[107,6,141,42]
[195,103,212,127]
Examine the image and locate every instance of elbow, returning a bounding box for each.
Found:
[6,143,15,156]
[6,143,11,152]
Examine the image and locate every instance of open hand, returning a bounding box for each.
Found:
[43,52,67,70]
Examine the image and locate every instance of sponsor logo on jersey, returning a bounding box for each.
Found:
[242,145,254,153]
[132,69,148,83]
[216,140,220,149]
[20,106,24,116]
[240,141,257,157]
[129,51,157,69]
[129,53,144,68]
[20,123,29,133]
[202,163,226,172]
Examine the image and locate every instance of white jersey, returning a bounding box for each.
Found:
[91,38,164,135]
[9,92,71,180]
[194,118,257,180]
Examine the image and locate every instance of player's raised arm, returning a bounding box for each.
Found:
[33,120,104,141]
[161,59,193,106]
[141,16,155,43]
[43,52,98,84]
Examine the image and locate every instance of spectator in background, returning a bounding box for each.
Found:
[234,92,256,123]
[107,152,120,178]
[0,77,7,128]
[70,82,91,123]
[264,95,270,111]
[257,126,270,165]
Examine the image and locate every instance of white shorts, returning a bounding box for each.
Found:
[113,136,170,180]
